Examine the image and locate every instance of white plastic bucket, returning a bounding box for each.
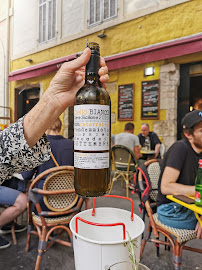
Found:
[70,195,145,270]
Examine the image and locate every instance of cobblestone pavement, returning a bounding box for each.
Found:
[0,181,201,270]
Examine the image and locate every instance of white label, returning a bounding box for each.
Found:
[74,105,110,151]
[74,152,109,169]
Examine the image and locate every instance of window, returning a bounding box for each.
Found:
[38,0,57,44]
[88,0,117,27]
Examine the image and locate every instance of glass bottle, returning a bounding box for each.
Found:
[195,159,202,207]
[144,136,151,151]
[74,42,111,197]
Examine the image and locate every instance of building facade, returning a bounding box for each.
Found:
[0,0,12,127]
[8,0,202,149]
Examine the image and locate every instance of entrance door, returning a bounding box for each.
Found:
[15,87,40,120]
[177,63,202,139]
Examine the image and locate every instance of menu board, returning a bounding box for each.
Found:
[118,84,134,120]
[141,80,159,119]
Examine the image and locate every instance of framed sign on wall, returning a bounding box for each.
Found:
[118,84,134,121]
[141,80,159,119]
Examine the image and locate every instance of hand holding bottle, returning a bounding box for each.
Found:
[46,48,109,113]
[23,47,109,149]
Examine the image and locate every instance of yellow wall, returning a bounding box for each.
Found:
[109,61,166,136]
[11,0,202,71]
[10,0,202,136]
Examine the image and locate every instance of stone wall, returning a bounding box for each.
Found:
[153,63,180,151]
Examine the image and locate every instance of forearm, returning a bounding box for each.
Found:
[161,181,195,196]
[161,166,195,196]
[154,143,161,158]
[23,91,62,148]
[134,146,141,160]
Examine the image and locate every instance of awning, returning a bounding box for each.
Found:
[9,33,202,82]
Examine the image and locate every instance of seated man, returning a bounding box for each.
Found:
[157,110,202,239]
[114,122,141,160]
[138,123,161,160]
[0,186,27,249]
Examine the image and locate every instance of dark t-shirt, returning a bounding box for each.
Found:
[138,131,161,159]
[157,138,202,205]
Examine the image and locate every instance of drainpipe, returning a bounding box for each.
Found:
[0,38,6,113]
[5,0,11,118]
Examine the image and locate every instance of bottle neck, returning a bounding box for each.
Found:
[85,73,99,84]
[85,50,100,85]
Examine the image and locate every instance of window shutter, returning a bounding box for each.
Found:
[89,0,101,26]
[52,0,56,38]
[104,0,116,20]
[38,0,56,44]
[88,0,117,27]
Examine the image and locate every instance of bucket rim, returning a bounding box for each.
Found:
[70,207,145,245]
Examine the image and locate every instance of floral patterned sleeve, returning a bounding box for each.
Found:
[0,117,51,185]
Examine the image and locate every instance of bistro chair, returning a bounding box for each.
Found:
[25,166,84,270]
[109,145,138,197]
[0,205,17,245]
[138,159,202,270]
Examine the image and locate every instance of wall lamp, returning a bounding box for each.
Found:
[97,32,107,38]
[144,66,154,76]
[26,59,33,63]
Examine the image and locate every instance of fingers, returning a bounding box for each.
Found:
[100,56,106,67]
[62,48,91,72]
[99,57,109,85]
[100,74,109,83]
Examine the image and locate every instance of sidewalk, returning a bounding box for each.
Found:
[0,181,201,270]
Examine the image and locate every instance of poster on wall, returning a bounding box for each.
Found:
[141,80,159,119]
[118,84,134,120]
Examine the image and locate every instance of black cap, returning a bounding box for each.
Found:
[181,110,202,129]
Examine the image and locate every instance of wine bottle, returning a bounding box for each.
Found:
[74,42,111,197]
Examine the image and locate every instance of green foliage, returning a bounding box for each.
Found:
[124,231,139,270]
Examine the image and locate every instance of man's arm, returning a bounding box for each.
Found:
[195,217,202,239]
[134,146,141,160]
[161,166,195,196]
[154,143,161,158]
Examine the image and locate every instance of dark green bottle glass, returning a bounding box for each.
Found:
[74,42,111,197]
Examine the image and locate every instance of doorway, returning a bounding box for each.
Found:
[177,63,202,139]
[15,85,40,121]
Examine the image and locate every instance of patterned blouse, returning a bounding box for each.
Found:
[0,117,51,185]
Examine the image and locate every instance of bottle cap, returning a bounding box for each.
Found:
[87,42,100,51]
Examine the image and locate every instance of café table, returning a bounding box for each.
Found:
[167,195,202,227]
[140,149,156,155]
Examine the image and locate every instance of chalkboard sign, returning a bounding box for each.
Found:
[141,80,159,119]
[118,84,134,120]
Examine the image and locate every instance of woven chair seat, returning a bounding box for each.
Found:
[32,212,74,225]
[153,213,197,244]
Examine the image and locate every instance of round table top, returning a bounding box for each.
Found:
[140,149,155,155]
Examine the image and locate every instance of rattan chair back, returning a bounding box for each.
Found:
[112,144,137,172]
[147,161,161,201]
[43,169,78,212]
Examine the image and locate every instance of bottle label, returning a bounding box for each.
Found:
[74,105,110,151]
[195,191,201,203]
[74,152,109,169]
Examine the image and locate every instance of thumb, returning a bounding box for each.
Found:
[67,48,91,72]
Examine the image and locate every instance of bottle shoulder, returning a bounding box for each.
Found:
[75,84,110,105]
